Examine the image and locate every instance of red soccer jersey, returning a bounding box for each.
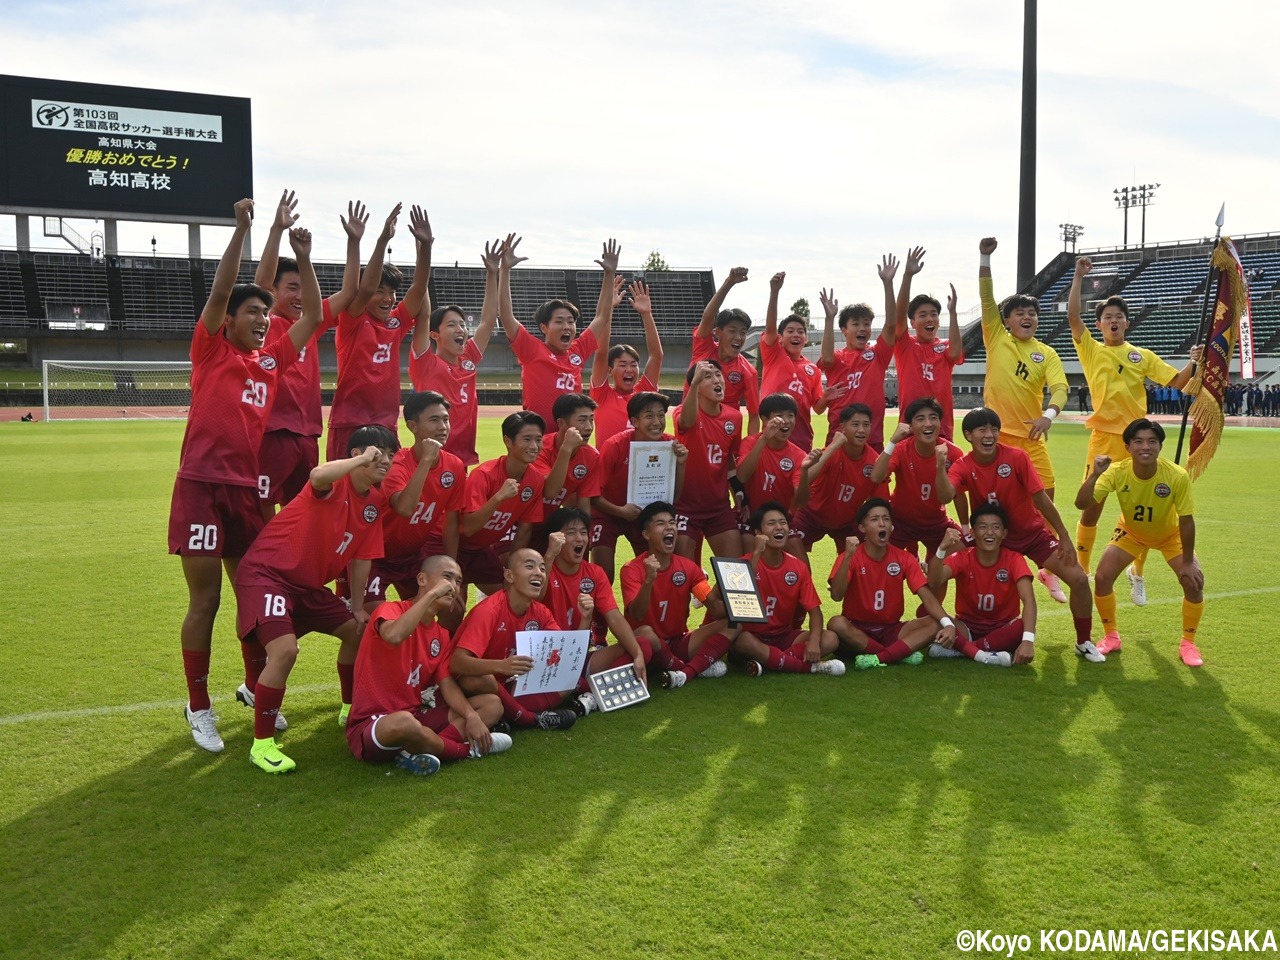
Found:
[829,544,927,626]
[759,338,823,451]
[330,301,414,429]
[820,339,894,446]
[894,336,963,437]
[597,430,675,507]
[590,374,658,445]
[737,434,805,510]
[807,444,889,527]
[460,457,547,550]
[691,332,760,416]
[543,560,618,631]
[746,551,821,632]
[887,439,964,527]
[455,590,561,663]
[349,600,456,725]
[620,553,707,638]
[947,445,1047,538]
[380,446,467,560]
[178,322,300,488]
[945,547,1031,627]
[536,439,603,510]
[673,402,742,514]
[510,325,598,428]
[262,298,337,438]
[239,475,386,589]
[408,339,484,466]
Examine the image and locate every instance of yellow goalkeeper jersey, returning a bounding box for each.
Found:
[1076,330,1180,434]
[1093,457,1194,542]
[980,277,1068,438]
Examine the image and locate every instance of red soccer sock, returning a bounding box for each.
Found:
[254,683,286,739]
[494,684,537,728]
[437,725,473,762]
[182,650,212,712]
[1072,616,1094,646]
[683,632,732,679]
[515,691,564,713]
[240,640,266,693]
[764,646,811,674]
[336,661,355,705]
[877,640,914,664]
[954,635,982,659]
[860,635,889,656]
[984,621,1026,653]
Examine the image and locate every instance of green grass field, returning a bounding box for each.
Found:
[2,415,1278,960]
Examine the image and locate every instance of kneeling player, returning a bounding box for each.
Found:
[828,498,956,668]
[346,556,512,775]
[733,502,844,676]
[927,509,1036,666]
[1075,419,1206,666]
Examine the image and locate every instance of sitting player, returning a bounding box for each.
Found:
[233,425,396,773]
[346,555,512,775]
[449,549,579,729]
[732,503,844,676]
[621,501,738,689]
[893,246,964,440]
[760,271,822,451]
[535,393,602,548]
[540,508,651,715]
[674,360,744,561]
[926,508,1036,667]
[736,393,809,550]
[692,266,760,434]
[939,406,1104,662]
[870,397,965,561]
[1075,419,1206,666]
[828,498,957,668]
[591,391,688,581]
[590,279,663,443]
[457,411,548,595]
[786,403,888,562]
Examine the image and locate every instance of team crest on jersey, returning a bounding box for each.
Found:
[887,562,902,576]
[724,421,737,435]
[525,620,540,631]
[362,505,379,523]
[934,342,947,354]
[1154,483,1171,498]
[727,371,743,384]
[672,570,688,586]
[862,465,874,478]
[570,354,583,366]
[780,457,795,472]
[784,570,799,586]
[441,471,456,488]
[1128,351,1142,363]
[429,637,441,657]
[387,317,401,329]
[521,486,534,502]
[462,359,476,371]
[996,569,1010,583]
[861,350,876,361]
[804,364,816,376]
[1030,352,1044,363]
[573,464,588,480]
[580,577,596,593]
[256,355,278,372]
[997,463,1013,478]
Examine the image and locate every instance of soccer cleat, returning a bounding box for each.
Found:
[1179,639,1204,667]
[1096,631,1123,656]
[185,704,224,753]
[662,670,687,690]
[235,683,288,732]
[1076,640,1107,663]
[1127,569,1148,606]
[928,642,964,659]
[491,720,513,736]
[903,651,925,666]
[572,692,600,716]
[811,658,847,676]
[699,660,729,679]
[470,732,515,758]
[249,737,296,774]
[974,650,1013,667]
[535,708,577,731]
[744,660,765,677]
[337,703,351,728]
[854,654,887,671]
[1037,569,1068,604]
[394,750,441,776]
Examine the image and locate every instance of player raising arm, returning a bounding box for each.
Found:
[591,279,663,443]
[692,266,760,434]
[759,271,822,451]
[893,246,964,440]
[674,360,745,561]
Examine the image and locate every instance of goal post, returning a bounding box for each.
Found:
[42,359,193,421]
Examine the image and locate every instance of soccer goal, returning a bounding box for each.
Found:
[42,359,193,421]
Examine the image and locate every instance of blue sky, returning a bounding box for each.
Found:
[2,0,1277,323]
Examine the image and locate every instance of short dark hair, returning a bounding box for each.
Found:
[428,304,467,333]
[839,402,874,425]
[1122,418,1165,445]
[608,344,640,365]
[638,501,676,530]
[378,263,404,293]
[778,314,807,335]
[272,257,299,287]
[908,294,942,318]
[856,497,892,526]
[501,410,546,440]
[227,283,274,316]
[961,407,1002,434]
[533,299,581,330]
[969,502,1009,527]
[1094,296,1130,321]
[686,358,722,384]
[838,303,874,327]
[545,506,591,534]
[749,500,790,532]
[904,396,944,422]
[998,293,1039,319]
[627,390,670,419]
[714,307,751,330]
[348,423,400,457]
[404,390,449,422]
[759,392,798,419]
[551,392,596,424]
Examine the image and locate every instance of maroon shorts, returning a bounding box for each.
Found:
[754,626,806,650]
[168,477,265,559]
[367,553,427,604]
[1004,526,1062,566]
[234,572,354,643]
[961,617,1023,652]
[457,543,504,586]
[590,512,645,555]
[675,503,739,542]
[346,703,453,761]
[843,619,905,646]
[788,506,856,550]
[890,517,960,557]
[258,429,319,507]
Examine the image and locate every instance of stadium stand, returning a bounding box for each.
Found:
[0,250,29,323]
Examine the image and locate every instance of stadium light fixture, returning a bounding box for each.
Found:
[1113,183,1159,250]
[1059,222,1084,253]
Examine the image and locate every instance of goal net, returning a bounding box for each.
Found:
[43,360,193,421]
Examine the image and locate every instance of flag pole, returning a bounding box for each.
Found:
[1174,203,1225,464]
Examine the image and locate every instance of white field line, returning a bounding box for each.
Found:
[1035,584,1280,618]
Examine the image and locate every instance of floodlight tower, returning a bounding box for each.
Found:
[1113,183,1160,250]
[1059,223,1084,253]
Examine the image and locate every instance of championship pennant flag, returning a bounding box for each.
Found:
[1185,237,1255,479]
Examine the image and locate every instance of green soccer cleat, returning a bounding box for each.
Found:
[338,703,351,728]
[903,651,925,666]
[250,737,296,774]
[854,654,887,671]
